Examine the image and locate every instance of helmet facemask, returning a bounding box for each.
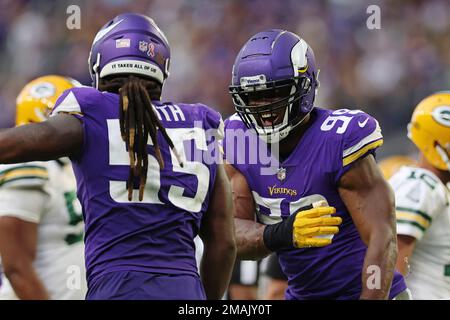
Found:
[230,75,313,143]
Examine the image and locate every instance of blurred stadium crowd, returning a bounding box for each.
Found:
[0,0,449,157]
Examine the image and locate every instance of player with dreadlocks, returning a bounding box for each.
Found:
[98,75,183,201]
[0,13,236,300]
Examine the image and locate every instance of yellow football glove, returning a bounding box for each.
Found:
[292,205,341,248]
[263,201,342,251]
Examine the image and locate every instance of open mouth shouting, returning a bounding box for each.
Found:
[258,109,285,127]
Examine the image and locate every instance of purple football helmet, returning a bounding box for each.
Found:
[88,13,170,89]
[229,29,319,143]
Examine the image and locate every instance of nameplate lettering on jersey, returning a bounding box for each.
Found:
[155,104,186,122]
[267,185,297,197]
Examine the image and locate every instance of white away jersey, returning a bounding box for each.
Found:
[390,166,450,299]
[0,160,87,299]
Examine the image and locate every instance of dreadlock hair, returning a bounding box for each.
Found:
[99,75,180,201]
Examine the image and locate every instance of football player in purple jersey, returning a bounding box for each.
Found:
[0,13,238,300]
[223,29,408,299]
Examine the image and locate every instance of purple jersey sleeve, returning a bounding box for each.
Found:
[50,87,109,160]
[182,103,224,167]
[222,114,240,163]
[199,104,223,134]
[222,113,259,175]
[51,87,96,118]
[333,109,383,182]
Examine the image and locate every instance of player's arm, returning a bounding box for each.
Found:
[338,155,397,300]
[0,114,82,164]
[0,217,49,299]
[396,235,416,276]
[199,164,237,300]
[224,162,271,260]
[225,163,341,260]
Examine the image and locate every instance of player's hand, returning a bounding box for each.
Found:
[263,201,342,251]
[292,204,341,248]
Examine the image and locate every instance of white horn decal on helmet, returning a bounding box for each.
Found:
[92,19,124,46]
[290,39,309,77]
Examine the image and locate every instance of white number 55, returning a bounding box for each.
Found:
[107,119,210,213]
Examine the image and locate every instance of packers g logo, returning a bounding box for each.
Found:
[29,82,56,99]
[432,106,450,127]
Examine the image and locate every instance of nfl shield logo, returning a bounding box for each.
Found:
[139,41,148,53]
[277,167,286,181]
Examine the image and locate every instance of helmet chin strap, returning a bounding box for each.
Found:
[435,144,450,172]
[260,105,314,144]
[261,130,285,144]
[261,110,312,144]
